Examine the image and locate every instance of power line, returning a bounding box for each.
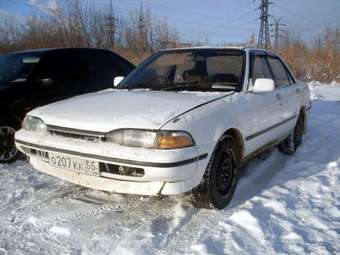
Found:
[227,7,259,24]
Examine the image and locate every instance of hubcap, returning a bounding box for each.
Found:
[0,126,17,161]
[216,149,235,196]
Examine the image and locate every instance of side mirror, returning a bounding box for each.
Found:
[252,78,275,93]
[113,76,124,87]
[37,78,54,87]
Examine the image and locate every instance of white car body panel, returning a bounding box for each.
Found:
[15,47,311,196]
[29,89,229,131]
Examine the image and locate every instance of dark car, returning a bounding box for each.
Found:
[0,48,135,163]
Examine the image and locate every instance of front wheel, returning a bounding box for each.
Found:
[0,118,21,164]
[278,114,304,155]
[192,135,240,209]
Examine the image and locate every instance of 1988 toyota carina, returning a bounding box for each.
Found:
[15,47,311,209]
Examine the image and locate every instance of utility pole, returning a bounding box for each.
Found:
[257,0,273,49]
[105,0,116,49]
[271,17,286,49]
[316,34,322,51]
[138,1,147,55]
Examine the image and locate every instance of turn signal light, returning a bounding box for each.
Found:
[155,131,194,149]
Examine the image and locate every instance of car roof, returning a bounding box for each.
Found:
[0,48,51,55]
[0,47,115,56]
[160,46,273,54]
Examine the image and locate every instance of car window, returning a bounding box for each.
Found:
[112,55,134,75]
[267,57,290,87]
[84,52,122,80]
[206,55,243,85]
[119,50,245,92]
[36,52,86,82]
[37,51,124,82]
[251,55,273,83]
[0,52,42,84]
[285,67,296,84]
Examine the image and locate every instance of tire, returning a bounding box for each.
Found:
[0,117,22,164]
[192,135,240,209]
[278,113,304,155]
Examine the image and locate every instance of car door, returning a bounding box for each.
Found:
[246,52,282,153]
[266,55,298,135]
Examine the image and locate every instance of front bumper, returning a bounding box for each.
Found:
[15,130,209,195]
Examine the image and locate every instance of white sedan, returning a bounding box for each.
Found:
[15,47,311,209]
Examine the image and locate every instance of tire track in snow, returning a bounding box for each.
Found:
[0,192,145,253]
[29,196,173,253]
[3,186,89,224]
[30,194,142,231]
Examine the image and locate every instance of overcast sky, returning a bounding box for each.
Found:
[1,0,340,45]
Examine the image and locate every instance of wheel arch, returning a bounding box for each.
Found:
[192,126,244,209]
[213,127,245,161]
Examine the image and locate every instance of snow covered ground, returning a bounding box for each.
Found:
[0,83,339,255]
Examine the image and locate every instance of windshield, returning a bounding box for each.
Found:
[119,50,245,92]
[0,52,42,84]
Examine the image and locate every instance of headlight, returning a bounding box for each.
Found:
[22,115,47,134]
[106,129,157,148]
[106,129,195,149]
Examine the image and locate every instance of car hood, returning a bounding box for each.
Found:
[30,89,232,132]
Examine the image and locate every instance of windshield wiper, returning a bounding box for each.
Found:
[159,81,199,91]
[123,81,164,90]
[123,81,199,91]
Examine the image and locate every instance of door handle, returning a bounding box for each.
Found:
[276,93,282,100]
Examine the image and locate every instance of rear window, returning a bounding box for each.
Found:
[84,52,122,79]
[0,52,42,84]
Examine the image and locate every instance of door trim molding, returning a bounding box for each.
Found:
[246,114,297,141]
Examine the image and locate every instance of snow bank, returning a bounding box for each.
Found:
[309,81,340,101]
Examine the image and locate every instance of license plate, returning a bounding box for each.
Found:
[49,152,99,176]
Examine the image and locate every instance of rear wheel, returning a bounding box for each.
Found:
[278,113,304,155]
[0,118,21,164]
[192,135,240,209]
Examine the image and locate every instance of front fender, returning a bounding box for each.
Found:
[160,93,251,182]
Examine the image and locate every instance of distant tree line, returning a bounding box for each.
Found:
[0,0,179,64]
[0,0,339,83]
[272,28,340,83]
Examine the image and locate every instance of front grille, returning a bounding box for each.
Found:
[47,126,106,143]
[48,130,105,143]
